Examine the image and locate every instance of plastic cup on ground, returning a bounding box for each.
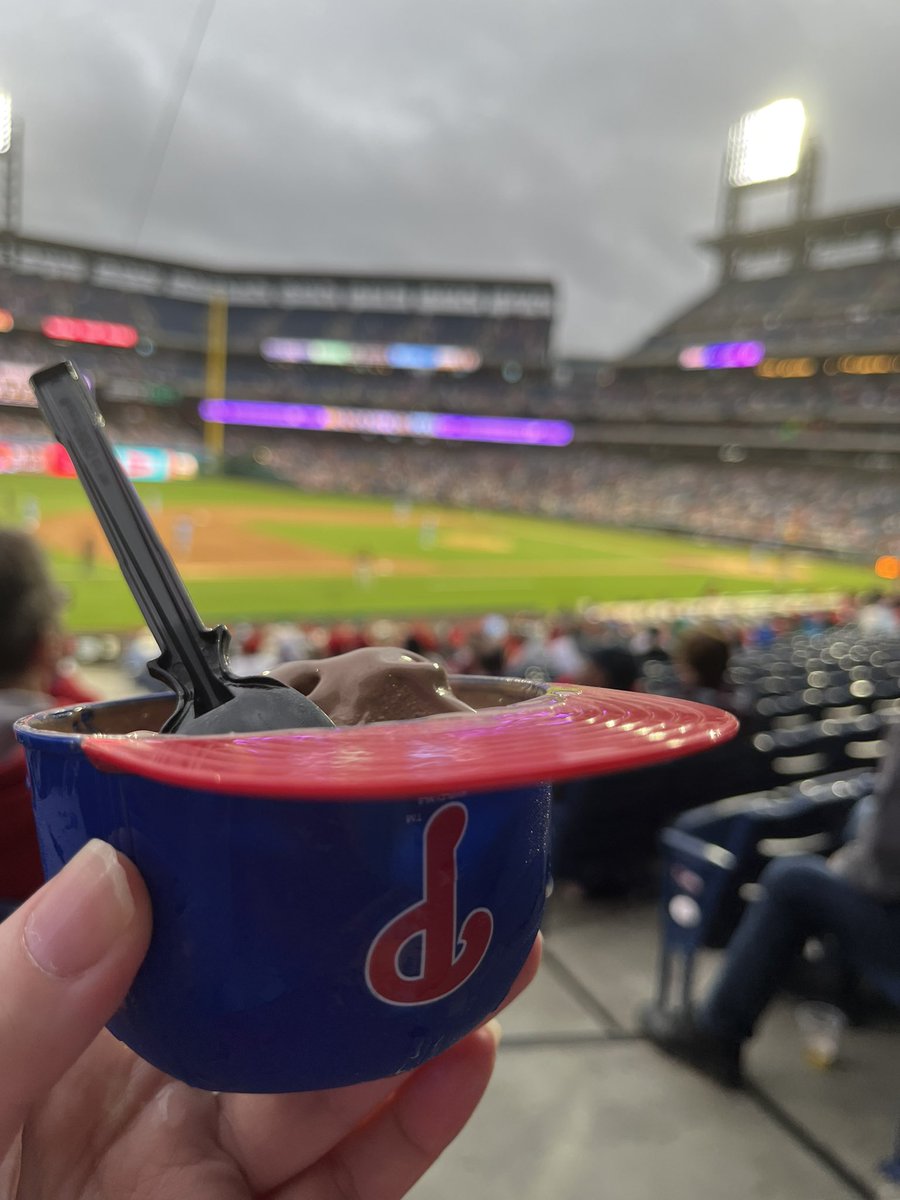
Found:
[795,1000,847,1069]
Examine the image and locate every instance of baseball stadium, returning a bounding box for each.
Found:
[0,95,894,637]
[5,78,900,1200]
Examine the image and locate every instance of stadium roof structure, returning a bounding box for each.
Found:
[622,99,900,366]
[702,201,900,263]
[0,232,554,320]
[620,197,900,367]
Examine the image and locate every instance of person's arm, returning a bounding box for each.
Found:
[831,723,900,898]
[865,725,900,880]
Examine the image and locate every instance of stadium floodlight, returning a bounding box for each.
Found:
[727,98,807,188]
[0,92,11,155]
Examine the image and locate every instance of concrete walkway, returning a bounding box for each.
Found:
[412,895,900,1200]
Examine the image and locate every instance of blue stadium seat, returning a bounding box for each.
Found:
[654,769,878,1012]
[750,713,888,788]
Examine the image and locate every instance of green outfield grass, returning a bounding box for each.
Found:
[1,474,879,632]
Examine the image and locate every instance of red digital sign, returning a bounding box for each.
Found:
[41,315,139,349]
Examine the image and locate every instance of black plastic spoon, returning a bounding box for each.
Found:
[30,361,334,735]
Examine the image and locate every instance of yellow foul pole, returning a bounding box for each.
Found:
[204,293,228,464]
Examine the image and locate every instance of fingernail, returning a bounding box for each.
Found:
[23,840,136,978]
[484,1018,503,1048]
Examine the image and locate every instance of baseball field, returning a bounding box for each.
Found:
[2,474,877,632]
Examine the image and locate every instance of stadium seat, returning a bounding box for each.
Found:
[754,691,823,730]
[552,733,766,897]
[654,769,878,1012]
[749,713,889,788]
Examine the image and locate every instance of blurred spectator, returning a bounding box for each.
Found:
[631,625,670,664]
[672,628,744,715]
[324,622,367,657]
[578,645,642,691]
[857,591,900,638]
[0,529,94,904]
[268,621,315,665]
[642,721,900,1088]
[546,617,588,681]
[505,620,556,683]
[462,636,508,677]
[121,628,174,694]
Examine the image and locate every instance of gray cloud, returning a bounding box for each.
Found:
[2,0,900,354]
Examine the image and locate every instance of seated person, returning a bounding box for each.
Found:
[672,627,742,714]
[0,529,92,904]
[633,625,671,665]
[577,644,642,692]
[642,720,900,1086]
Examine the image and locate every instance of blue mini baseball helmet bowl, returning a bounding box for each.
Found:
[15,676,737,1094]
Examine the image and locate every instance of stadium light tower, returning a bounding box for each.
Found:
[720,98,818,242]
[0,91,23,235]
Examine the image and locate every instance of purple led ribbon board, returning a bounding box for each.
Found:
[198,399,574,447]
[678,341,765,370]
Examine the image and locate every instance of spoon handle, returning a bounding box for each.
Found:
[30,361,232,713]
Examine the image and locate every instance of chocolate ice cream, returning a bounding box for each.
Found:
[271,647,476,726]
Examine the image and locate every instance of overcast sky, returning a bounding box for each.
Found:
[3,0,900,356]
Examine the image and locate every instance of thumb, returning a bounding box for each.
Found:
[0,840,152,1156]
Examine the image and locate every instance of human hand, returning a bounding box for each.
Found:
[0,841,539,1197]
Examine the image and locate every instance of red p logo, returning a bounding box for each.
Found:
[365,802,494,1006]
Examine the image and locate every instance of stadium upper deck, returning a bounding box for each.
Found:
[0,232,554,410]
[5,95,900,467]
[577,187,900,462]
[633,204,900,365]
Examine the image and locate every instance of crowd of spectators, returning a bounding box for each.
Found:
[0,407,202,453]
[226,433,900,557]
[12,329,900,431]
[4,400,900,556]
[7,249,900,565]
[0,330,205,401]
[643,256,900,356]
[8,250,900,423]
[10,336,900,430]
[221,360,572,414]
[589,370,900,427]
[114,599,856,693]
[12,254,900,430]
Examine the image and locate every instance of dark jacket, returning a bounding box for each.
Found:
[831,721,900,901]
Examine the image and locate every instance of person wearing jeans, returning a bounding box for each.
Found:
[642,722,900,1086]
